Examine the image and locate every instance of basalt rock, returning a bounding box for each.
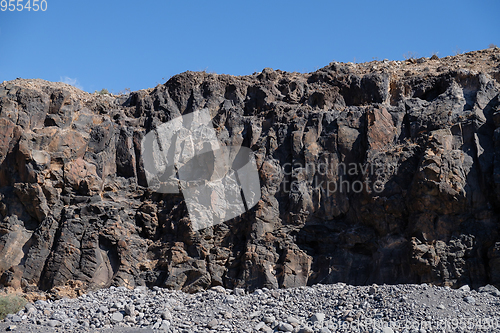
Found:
[1,49,500,294]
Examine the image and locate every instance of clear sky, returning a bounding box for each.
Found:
[1,0,499,93]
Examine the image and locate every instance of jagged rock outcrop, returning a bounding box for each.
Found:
[1,48,500,294]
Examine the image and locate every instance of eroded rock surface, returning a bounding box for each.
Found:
[1,48,500,294]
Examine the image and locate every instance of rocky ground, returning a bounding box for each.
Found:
[2,283,500,332]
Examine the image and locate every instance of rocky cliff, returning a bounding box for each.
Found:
[1,48,500,295]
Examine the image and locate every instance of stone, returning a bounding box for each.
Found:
[254,321,265,330]
[24,303,36,313]
[234,288,245,296]
[124,303,135,316]
[34,300,48,307]
[160,309,172,320]
[10,315,22,323]
[111,312,124,322]
[478,284,500,295]
[152,319,162,329]
[211,286,226,293]
[261,325,273,333]
[464,296,475,304]
[278,322,294,332]
[310,313,325,322]
[207,318,218,329]
[46,320,61,327]
[249,311,261,318]
[459,285,471,292]
[225,295,236,303]
[299,327,314,333]
[160,320,170,330]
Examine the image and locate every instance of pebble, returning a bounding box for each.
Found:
[211,286,226,294]
[464,296,475,304]
[34,300,48,307]
[255,321,266,330]
[124,303,135,316]
[46,320,61,327]
[207,318,218,329]
[225,294,236,303]
[263,315,275,323]
[9,316,21,323]
[310,312,326,322]
[160,320,170,330]
[261,324,273,332]
[250,310,261,318]
[111,312,123,322]
[160,309,172,320]
[234,288,245,296]
[24,303,36,314]
[278,321,294,331]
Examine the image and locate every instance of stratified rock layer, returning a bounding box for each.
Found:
[1,48,500,294]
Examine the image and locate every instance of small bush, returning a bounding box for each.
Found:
[95,88,110,95]
[118,87,131,95]
[0,295,27,320]
[403,51,418,60]
[489,43,498,49]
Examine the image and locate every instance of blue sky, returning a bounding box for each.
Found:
[1,0,499,93]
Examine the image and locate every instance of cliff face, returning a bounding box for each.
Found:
[1,49,500,294]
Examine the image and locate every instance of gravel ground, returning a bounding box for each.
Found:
[2,283,500,332]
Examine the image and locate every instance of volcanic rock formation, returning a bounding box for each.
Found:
[1,48,500,294]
